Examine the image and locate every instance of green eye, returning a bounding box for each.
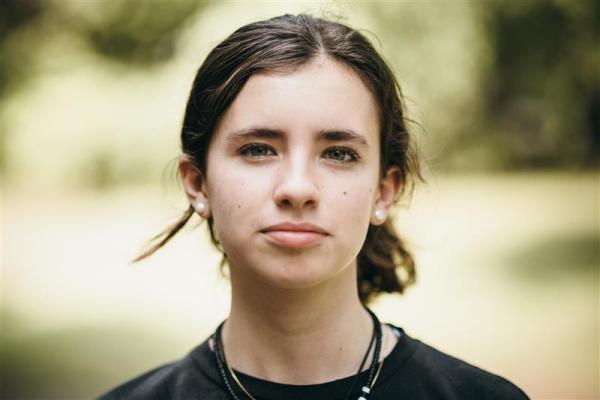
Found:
[323,147,360,163]
[240,144,275,158]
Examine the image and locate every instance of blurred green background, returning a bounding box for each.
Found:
[1,0,598,399]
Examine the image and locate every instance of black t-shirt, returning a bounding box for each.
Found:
[98,324,529,399]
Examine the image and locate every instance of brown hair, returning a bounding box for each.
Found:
[133,14,424,304]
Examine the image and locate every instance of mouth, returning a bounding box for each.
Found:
[260,222,329,249]
[261,230,327,249]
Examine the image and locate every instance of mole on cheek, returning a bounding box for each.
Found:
[343,191,347,195]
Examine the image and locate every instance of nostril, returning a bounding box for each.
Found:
[273,170,320,209]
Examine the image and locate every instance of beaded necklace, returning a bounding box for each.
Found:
[212,307,384,400]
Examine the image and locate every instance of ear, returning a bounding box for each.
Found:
[178,154,210,218]
[370,165,403,225]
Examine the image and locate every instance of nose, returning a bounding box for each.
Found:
[273,154,320,211]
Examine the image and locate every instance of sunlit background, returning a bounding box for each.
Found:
[1,1,598,399]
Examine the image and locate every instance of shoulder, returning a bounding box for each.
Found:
[97,340,225,400]
[394,329,529,399]
[97,361,177,400]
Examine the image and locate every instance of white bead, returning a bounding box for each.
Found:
[361,386,371,394]
[194,201,206,214]
[374,208,385,222]
[358,397,367,400]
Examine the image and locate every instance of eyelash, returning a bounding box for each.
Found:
[239,143,360,163]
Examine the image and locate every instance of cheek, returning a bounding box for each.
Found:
[206,166,268,240]
[326,177,374,235]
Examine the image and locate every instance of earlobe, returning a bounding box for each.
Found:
[179,154,210,218]
[371,166,403,225]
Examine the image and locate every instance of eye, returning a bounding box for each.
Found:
[239,143,276,158]
[323,147,360,163]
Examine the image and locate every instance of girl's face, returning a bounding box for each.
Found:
[185,58,400,290]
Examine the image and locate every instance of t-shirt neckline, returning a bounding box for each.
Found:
[192,323,419,400]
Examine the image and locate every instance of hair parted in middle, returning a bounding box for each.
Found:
[133,13,425,304]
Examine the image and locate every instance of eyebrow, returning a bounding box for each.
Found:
[225,127,370,148]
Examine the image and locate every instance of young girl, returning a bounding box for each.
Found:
[99,14,528,400]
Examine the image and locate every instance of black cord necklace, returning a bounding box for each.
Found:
[341,322,376,400]
[212,307,383,400]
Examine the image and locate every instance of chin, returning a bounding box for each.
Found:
[257,257,352,291]
[226,242,356,291]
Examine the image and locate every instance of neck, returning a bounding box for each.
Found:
[219,261,393,385]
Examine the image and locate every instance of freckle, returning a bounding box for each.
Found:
[343,191,347,195]
[237,204,241,208]
[338,347,343,351]
[368,188,372,193]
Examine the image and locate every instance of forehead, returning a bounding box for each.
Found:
[213,58,380,146]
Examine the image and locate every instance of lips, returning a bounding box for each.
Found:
[261,222,329,249]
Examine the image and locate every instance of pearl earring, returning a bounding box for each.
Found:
[193,201,206,214]
[374,208,385,222]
